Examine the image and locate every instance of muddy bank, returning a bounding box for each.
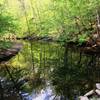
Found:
[0,43,22,62]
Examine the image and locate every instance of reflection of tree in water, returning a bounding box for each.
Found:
[0,41,100,100]
[0,64,26,100]
[0,41,49,99]
[50,46,100,100]
[0,63,46,100]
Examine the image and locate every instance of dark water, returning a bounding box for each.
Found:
[0,41,100,100]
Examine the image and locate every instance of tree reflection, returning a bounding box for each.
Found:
[50,46,100,100]
[0,41,100,100]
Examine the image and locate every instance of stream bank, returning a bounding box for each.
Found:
[0,42,22,63]
[17,34,100,54]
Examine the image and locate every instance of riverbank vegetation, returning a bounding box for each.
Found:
[0,0,100,44]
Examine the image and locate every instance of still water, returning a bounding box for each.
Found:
[0,41,100,100]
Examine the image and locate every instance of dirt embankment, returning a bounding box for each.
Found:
[0,43,22,62]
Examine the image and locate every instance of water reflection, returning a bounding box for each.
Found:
[0,41,100,100]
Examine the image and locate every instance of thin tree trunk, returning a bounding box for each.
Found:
[96,9,100,36]
[18,0,31,35]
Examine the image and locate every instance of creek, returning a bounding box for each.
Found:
[0,40,100,100]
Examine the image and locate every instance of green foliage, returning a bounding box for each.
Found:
[24,0,100,42]
[0,0,100,42]
[0,0,21,36]
[78,34,88,45]
[0,14,20,34]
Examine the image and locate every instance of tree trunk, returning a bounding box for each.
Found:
[96,9,100,36]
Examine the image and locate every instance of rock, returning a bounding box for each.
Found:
[96,83,100,90]
[95,89,100,95]
[79,96,89,100]
[84,90,94,96]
